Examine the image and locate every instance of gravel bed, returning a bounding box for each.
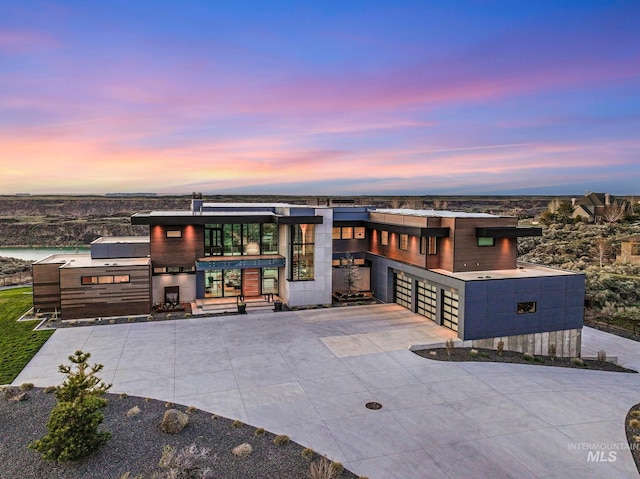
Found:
[625,403,640,475]
[412,347,637,373]
[0,388,357,479]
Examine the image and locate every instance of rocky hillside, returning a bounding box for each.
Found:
[0,195,554,247]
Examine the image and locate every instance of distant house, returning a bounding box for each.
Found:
[616,234,640,265]
[572,192,631,223]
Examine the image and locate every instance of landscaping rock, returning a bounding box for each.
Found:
[161,409,189,434]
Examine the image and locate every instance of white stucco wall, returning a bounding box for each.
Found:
[281,207,333,307]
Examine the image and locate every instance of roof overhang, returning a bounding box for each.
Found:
[475,227,542,238]
[132,213,323,226]
[273,215,323,225]
[366,222,450,238]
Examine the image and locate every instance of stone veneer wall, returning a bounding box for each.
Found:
[470,328,582,358]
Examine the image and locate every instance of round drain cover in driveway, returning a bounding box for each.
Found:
[365,402,382,410]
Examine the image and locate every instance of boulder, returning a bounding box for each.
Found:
[161,409,189,434]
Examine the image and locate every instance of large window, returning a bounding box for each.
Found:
[290,224,314,281]
[333,226,366,240]
[204,223,279,257]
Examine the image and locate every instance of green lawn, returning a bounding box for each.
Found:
[0,287,53,384]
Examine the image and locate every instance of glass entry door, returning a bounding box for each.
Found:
[205,269,242,298]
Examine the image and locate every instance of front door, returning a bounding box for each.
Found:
[242,268,260,297]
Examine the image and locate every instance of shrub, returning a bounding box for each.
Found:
[231,420,244,428]
[629,419,640,428]
[479,351,489,358]
[19,383,34,391]
[158,443,215,479]
[254,427,265,437]
[301,447,314,460]
[309,457,341,479]
[468,349,478,357]
[43,386,56,394]
[631,410,640,418]
[331,462,344,475]
[185,405,197,414]
[523,352,534,361]
[496,340,504,357]
[571,358,585,367]
[273,435,290,446]
[445,338,454,358]
[548,344,557,361]
[29,350,111,461]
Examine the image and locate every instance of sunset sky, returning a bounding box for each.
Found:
[1,1,639,195]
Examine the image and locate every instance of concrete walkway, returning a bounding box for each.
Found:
[14,304,640,479]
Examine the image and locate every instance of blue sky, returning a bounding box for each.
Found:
[1,1,639,195]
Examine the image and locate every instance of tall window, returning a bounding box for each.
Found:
[381,230,389,246]
[428,237,437,255]
[291,224,314,281]
[399,234,409,250]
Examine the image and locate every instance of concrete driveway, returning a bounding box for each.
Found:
[14,304,640,479]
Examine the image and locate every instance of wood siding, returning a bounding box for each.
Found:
[32,262,62,313]
[449,217,518,272]
[369,229,427,268]
[150,225,203,267]
[59,265,151,319]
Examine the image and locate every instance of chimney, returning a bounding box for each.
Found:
[571,198,576,206]
[605,193,611,206]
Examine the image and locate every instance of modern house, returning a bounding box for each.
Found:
[32,199,585,356]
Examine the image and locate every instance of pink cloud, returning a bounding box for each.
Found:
[0,29,59,54]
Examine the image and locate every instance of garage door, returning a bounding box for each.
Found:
[416,281,437,321]
[441,289,459,332]
[394,273,412,309]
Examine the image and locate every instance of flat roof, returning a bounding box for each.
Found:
[35,254,150,268]
[432,262,581,281]
[201,202,315,208]
[90,236,149,244]
[373,208,501,218]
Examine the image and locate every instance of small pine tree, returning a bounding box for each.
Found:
[29,350,112,461]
